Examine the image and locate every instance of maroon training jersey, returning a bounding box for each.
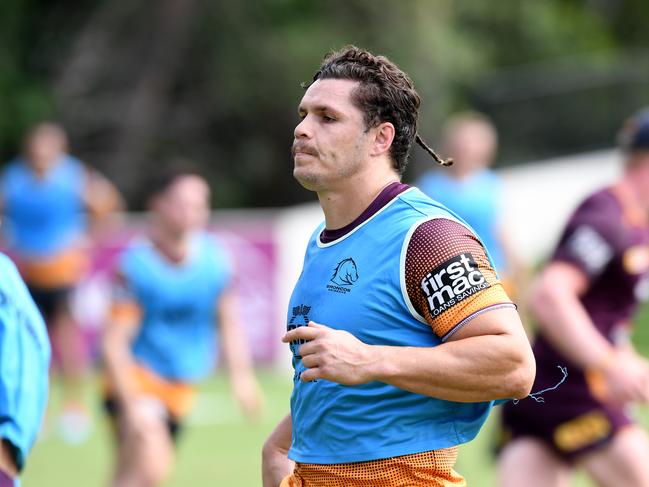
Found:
[535,186,649,366]
[501,186,649,460]
[554,187,649,336]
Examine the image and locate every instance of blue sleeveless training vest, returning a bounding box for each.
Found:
[288,188,494,464]
[1,156,87,257]
[120,233,232,382]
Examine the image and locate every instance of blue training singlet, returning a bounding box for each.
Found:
[117,232,233,382]
[0,156,87,258]
[0,253,50,472]
[417,169,506,272]
[287,188,495,464]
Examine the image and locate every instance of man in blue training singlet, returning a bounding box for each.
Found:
[416,112,525,298]
[101,167,263,487]
[262,46,536,487]
[0,252,50,487]
[0,122,122,444]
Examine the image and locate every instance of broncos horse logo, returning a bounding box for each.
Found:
[330,258,359,286]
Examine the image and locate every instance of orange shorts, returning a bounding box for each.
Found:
[18,247,89,289]
[280,448,466,487]
[102,363,195,419]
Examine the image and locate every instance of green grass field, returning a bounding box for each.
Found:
[22,306,649,486]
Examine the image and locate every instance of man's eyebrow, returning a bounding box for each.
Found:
[297,104,341,115]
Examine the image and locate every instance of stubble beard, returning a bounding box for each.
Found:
[293,143,365,192]
[293,163,320,191]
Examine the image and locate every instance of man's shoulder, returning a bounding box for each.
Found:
[0,159,26,183]
[396,187,458,219]
[116,236,153,273]
[396,189,475,239]
[573,187,619,218]
[566,188,625,241]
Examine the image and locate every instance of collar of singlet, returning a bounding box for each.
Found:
[319,181,410,244]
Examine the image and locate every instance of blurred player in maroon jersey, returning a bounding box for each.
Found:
[498,109,649,487]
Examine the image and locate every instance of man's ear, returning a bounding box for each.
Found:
[370,122,395,157]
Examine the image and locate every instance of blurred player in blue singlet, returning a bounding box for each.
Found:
[417,112,525,297]
[101,167,263,487]
[0,251,51,487]
[0,122,122,443]
[498,109,649,487]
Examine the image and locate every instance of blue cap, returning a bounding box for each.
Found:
[620,108,649,151]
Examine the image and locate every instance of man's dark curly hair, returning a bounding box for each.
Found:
[308,46,450,174]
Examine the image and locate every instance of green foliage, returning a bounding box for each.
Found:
[0,0,648,206]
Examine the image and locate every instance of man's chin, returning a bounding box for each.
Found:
[293,168,320,191]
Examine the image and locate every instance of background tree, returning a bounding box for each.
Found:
[1,0,647,208]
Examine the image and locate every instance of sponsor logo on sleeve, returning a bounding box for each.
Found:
[420,253,489,316]
[567,225,613,276]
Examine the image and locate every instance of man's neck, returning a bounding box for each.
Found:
[317,166,400,230]
[616,176,649,224]
[149,225,191,264]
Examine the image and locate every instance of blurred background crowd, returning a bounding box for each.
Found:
[1,0,649,486]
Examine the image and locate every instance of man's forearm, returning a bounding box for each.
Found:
[368,333,534,402]
[532,287,615,371]
[262,414,293,487]
[101,339,136,409]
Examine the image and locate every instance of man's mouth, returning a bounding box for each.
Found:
[292,143,318,158]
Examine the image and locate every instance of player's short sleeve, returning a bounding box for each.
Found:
[552,206,623,280]
[403,218,515,340]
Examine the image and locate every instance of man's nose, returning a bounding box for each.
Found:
[294,115,312,139]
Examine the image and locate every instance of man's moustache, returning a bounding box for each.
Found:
[291,143,319,157]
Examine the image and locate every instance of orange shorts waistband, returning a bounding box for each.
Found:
[18,248,89,288]
[103,363,195,419]
[287,447,466,487]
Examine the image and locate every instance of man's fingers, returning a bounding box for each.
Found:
[301,353,320,369]
[299,341,318,357]
[282,324,324,343]
[300,367,322,382]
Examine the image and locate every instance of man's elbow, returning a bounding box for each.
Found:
[529,273,570,328]
[262,436,289,463]
[528,280,553,321]
[507,348,536,400]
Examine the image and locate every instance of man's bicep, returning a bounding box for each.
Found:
[445,305,524,342]
[540,261,590,297]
